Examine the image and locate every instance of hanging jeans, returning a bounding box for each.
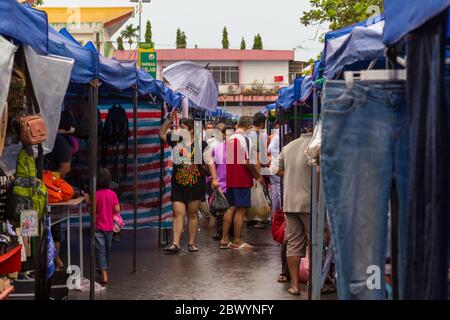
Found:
[405,11,449,300]
[321,80,409,300]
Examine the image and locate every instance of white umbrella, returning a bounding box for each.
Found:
[162,61,218,111]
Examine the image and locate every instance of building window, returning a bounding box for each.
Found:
[207,66,239,84]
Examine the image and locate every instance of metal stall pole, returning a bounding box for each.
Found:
[278,107,284,205]
[309,90,319,300]
[132,85,138,273]
[158,103,165,247]
[313,173,327,300]
[88,80,100,300]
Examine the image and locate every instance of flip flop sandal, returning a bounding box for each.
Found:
[219,241,232,249]
[277,275,289,283]
[164,244,180,254]
[231,242,253,250]
[188,244,199,252]
[288,288,300,296]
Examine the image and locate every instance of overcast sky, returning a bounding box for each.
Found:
[42,0,328,60]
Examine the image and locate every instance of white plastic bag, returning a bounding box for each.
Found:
[0,36,17,115]
[246,181,270,222]
[305,120,322,166]
[24,45,74,155]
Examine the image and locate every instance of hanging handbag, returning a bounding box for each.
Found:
[18,115,47,145]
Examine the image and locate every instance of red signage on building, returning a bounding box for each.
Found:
[274,76,284,82]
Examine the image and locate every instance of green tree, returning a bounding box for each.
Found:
[180,31,187,49]
[120,24,139,50]
[252,34,263,50]
[145,20,153,44]
[222,27,230,49]
[240,37,246,50]
[300,0,384,31]
[176,28,187,48]
[117,36,125,50]
[176,28,182,48]
[33,0,44,6]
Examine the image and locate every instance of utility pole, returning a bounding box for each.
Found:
[131,0,151,47]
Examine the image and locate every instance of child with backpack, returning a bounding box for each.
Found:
[94,167,122,285]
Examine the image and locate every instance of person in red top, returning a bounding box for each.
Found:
[220,116,263,249]
[95,168,120,285]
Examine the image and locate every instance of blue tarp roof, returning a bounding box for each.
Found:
[59,27,80,45]
[293,77,304,101]
[266,103,277,111]
[325,26,385,79]
[300,75,313,103]
[137,68,157,96]
[383,1,450,45]
[277,85,295,109]
[154,79,183,108]
[82,40,137,91]
[312,59,323,90]
[324,15,385,80]
[48,26,97,84]
[0,1,48,55]
[12,4,182,106]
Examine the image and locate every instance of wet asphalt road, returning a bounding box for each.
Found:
[67,218,328,300]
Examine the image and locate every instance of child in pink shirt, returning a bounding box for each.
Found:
[95,168,121,285]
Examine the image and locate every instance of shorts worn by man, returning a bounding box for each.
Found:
[220,116,257,250]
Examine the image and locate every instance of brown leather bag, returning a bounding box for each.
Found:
[18,115,47,145]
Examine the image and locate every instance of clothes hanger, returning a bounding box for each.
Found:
[344,47,407,89]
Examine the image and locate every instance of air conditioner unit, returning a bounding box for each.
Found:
[227,85,238,94]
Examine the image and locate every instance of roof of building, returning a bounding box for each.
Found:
[113,49,295,62]
[39,7,134,26]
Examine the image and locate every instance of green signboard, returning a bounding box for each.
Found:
[139,48,157,79]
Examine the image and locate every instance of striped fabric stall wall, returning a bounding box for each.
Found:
[69,102,173,229]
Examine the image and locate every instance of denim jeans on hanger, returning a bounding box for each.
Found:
[321,80,409,300]
[405,11,449,300]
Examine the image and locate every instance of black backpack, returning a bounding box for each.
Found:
[101,104,130,181]
[102,104,130,145]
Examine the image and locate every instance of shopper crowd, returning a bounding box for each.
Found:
[159,111,323,297]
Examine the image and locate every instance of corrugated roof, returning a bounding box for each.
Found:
[114,49,295,61]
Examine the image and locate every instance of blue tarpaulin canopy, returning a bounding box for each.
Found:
[383,0,450,45]
[137,68,157,95]
[325,26,385,79]
[82,40,137,91]
[48,27,97,84]
[0,1,48,55]
[154,79,183,108]
[293,77,304,101]
[266,103,277,111]
[277,85,295,109]
[59,27,81,45]
[260,103,276,114]
[300,75,313,104]
[17,3,181,106]
[324,15,385,80]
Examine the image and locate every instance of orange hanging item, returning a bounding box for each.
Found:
[43,171,74,203]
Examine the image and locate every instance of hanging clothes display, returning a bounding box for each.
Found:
[24,45,74,155]
[404,11,449,300]
[321,80,409,300]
